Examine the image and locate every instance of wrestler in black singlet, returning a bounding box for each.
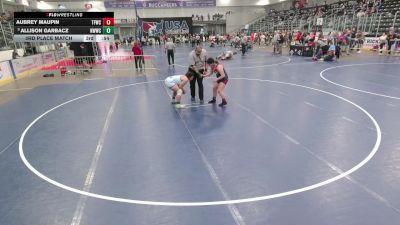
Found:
[214,64,229,84]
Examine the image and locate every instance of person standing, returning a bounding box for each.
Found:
[355,30,364,53]
[260,33,266,46]
[188,46,208,103]
[273,31,281,54]
[132,41,143,70]
[191,35,196,47]
[165,38,176,66]
[203,58,228,107]
[387,27,397,55]
[379,32,387,55]
[196,34,201,45]
[240,34,248,56]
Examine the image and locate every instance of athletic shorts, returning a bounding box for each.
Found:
[164,78,177,89]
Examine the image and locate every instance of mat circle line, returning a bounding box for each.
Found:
[19,78,381,206]
[320,63,400,100]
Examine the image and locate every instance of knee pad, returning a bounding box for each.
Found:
[177,89,183,96]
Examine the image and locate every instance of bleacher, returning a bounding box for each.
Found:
[0,21,14,49]
[248,0,399,36]
[374,0,400,34]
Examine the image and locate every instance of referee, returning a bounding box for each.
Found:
[188,46,208,103]
[165,38,176,66]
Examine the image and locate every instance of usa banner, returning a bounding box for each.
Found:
[139,17,193,36]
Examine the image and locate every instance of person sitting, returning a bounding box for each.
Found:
[313,39,328,60]
[313,40,339,62]
[12,49,19,59]
[323,45,336,61]
[324,42,340,61]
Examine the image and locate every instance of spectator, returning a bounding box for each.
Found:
[355,30,364,53]
[196,34,201,45]
[273,31,282,54]
[324,42,337,61]
[375,0,382,13]
[0,13,7,22]
[350,28,357,49]
[357,10,366,17]
[240,34,248,56]
[387,27,398,55]
[379,32,387,55]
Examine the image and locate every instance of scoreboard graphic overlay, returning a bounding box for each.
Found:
[14,12,114,42]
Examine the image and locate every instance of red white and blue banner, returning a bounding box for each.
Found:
[104,0,216,9]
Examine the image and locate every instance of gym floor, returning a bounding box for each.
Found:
[0,45,400,225]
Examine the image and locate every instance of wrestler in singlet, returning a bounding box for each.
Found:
[214,63,228,85]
